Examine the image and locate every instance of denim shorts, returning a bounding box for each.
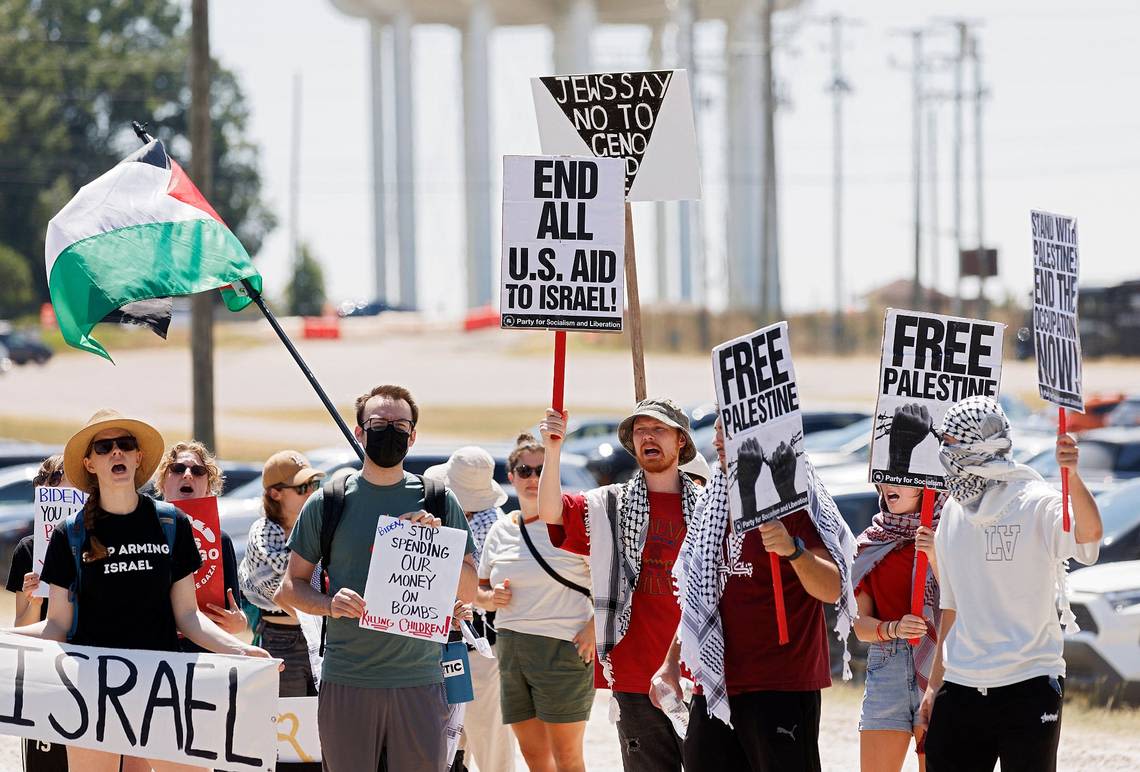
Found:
[859,639,922,733]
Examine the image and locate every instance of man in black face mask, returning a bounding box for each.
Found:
[276,384,478,772]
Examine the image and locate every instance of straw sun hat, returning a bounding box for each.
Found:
[63,408,165,492]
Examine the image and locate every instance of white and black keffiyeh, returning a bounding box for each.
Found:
[674,459,857,726]
[584,470,702,721]
[238,515,291,612]
[467,506,502,564]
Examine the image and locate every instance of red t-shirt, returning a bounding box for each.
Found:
[718,511,832,694]
[548,491,686,692]
[855,543,915,624]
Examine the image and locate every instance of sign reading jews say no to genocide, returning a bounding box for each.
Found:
[1030,210,1084,413]
[531,70,701,201]
[713,322,809,533]
[501,155,625,333]
[359,516,467,644]
[869,309,1005,489]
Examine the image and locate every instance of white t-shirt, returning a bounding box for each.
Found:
[935,478,1099,688]
[478,512,593,642]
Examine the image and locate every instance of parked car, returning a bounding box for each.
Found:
[0,342,11,374]
[1092,478,1140,564]
[335,299,411,317]
[217,444,599,562]
[0,329,52,365]
[1066,393,1127,432]
[0,463,48,580]
[1024,427,1140,491]
[0,440,63,471]
[1064,560,1140,705]
[1106,395,1140,428]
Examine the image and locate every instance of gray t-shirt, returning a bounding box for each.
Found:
[288,471,475,688]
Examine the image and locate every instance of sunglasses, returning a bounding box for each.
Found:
[274,480,318,495]
[35,469,64,486]
[169,462,208,477]
[91,436,139,455]
[513,464,543,479]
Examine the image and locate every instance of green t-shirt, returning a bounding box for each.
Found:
[287,471,475,688]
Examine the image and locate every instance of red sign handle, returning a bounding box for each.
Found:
[770,551,789,645]
[1059,407,1071,533]
[909,487,936,646]
[550,331,567,440]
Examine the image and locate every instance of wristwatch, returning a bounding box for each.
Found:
[786,536,806,562]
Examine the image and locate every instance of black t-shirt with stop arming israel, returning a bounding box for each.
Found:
[40,496,201,651]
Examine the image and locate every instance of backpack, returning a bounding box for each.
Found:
[64,500,179,641]
[317,473,449,654]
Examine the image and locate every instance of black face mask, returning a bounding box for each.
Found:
[364,425,410,468]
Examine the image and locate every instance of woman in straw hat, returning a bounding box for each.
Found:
[5,409,272,772]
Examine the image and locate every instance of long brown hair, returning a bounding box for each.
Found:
[81,487,107,563]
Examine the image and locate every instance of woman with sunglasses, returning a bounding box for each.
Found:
[5,409,272,772]
[477,433,595,772]
[153,441,249,645]
[5,454,70,772]
[239,452,326,726]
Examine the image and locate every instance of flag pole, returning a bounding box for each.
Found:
[240,279,364,462]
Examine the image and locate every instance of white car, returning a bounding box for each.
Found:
[1064,559,1140,705]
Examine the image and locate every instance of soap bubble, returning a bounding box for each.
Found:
[1016,327,1031,342]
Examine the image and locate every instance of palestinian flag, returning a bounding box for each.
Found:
[45,139,262,360]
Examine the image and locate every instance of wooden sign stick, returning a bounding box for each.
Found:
[624,202,647,402]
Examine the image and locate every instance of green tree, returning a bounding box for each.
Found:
[286,244,327,317]
[0,0,276,303]
[0,243,36,317]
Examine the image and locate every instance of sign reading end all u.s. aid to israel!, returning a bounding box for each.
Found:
[359,516,468,644]
[869,309,1005,489]
[531,70,700,201]
[500,155,625,332]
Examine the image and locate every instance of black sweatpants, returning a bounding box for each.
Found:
[683,691,822,772]
[614,691,684,772]
[925,676,1064,772]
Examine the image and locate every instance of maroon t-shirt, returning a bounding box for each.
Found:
[549,491,686,692]
[718,511,832,695]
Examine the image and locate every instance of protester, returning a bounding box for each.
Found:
[3,408,272,772]
[5,454,70,772]
[663,416,857,772]
[680,451,712,487]
[478,433,594,772]
[152,440,248,644]
[538,399,702,772]
[851,485,944,772]
[275,384,478,772]
[918,396,1103,772]
[425,446,516,772]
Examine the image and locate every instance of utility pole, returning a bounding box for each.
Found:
[973,33,988,316]
[927,101,939,310]
[825,14,855,350]
[190,0,214,450]
[289,72,302,274]
[952,21,967,315]
[910,31,923,312]
[760,0,781,320]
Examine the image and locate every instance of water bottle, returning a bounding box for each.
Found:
[651,676,690,739]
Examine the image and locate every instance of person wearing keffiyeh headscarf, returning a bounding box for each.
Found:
[662,417,858,772]
[851,485,946,771]
[538,399,702,772]
[919,396,1103,772]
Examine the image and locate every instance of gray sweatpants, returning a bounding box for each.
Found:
[317,680,448,772]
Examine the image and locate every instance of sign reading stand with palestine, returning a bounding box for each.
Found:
[713,322,808,533]
[501,155,625,332]
[531,70,700,201]
[870,309,1005,489]
[1031,210,1084,412]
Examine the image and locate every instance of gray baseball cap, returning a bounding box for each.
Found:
[617,398,697,465]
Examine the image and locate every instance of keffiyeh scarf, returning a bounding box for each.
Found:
[584,470,702,721]
[238,515,291,612]
[674,460,857,727]
[467,506,502,565]
[939,396,1080,633]
[852,491,946,690]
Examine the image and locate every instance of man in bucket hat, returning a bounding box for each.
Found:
[538,399,702,772]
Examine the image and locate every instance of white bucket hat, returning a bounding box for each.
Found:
[424,446,507,512]
[679,450,712,484]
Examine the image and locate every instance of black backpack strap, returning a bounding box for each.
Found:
[318,474,349,656]
[418,474,449,520]
[519,516,592,600]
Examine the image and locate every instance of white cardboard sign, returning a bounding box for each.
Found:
[500,155,625,332]
[359,517,467,643]
[32,486,88,597]
[274,697,320,764]
[531,70,701,201]
[1030,210,1084,412]
[713,322,808,533]
[0,632,280,772]
[869,309,1005,489]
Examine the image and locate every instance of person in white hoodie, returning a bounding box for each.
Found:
[917,396,1102,772]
